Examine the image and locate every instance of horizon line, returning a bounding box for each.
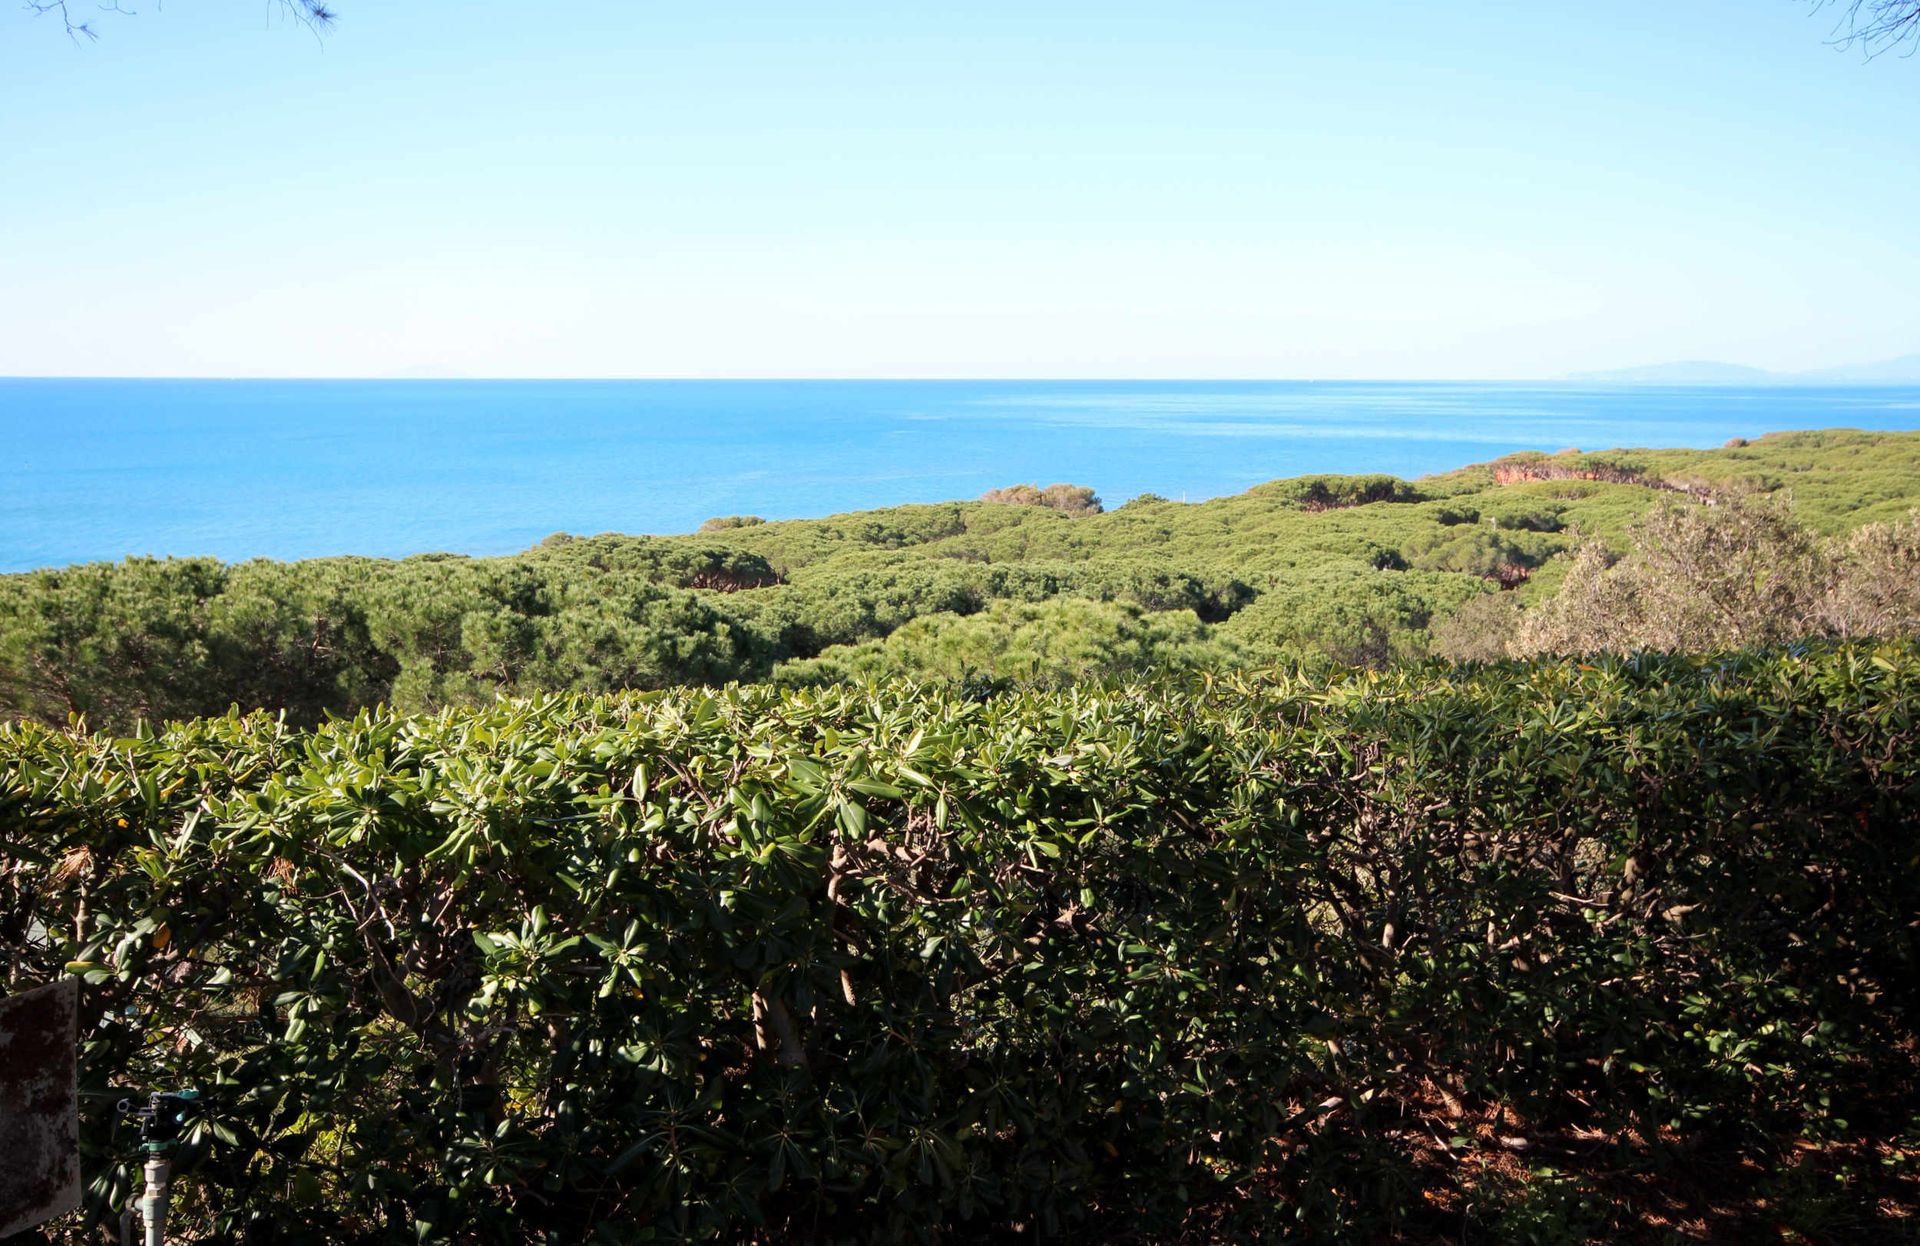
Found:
[3,373,1914,385]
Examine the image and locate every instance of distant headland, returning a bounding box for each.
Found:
[1571,352,1920,385]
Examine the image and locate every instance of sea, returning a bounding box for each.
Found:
[5,378,1920,573]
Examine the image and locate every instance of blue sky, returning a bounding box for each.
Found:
[2,1,1915,378]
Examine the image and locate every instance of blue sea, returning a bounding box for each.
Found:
[5,379,1920,573]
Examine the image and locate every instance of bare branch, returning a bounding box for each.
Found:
[25,0,335,40]
[27,0,100,42]
[1815,0,1920,58]
[283,0,335,31]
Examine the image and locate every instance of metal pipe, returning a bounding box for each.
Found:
[138,1156,169,1246]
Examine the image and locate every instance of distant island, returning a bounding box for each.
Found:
[1571,352,1920,385]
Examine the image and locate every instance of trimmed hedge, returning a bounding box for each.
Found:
[3,644,1918,1242]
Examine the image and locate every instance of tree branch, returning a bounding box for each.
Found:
[27,0,99,42]
[24,0,338,41]
[1816,0,1920,57]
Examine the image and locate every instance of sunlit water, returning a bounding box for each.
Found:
[5,378,1919,571]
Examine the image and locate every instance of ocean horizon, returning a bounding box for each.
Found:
[6,377,1920,573]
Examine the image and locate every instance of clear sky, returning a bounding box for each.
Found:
[2,1,1916,379]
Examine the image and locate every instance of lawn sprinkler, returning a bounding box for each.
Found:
[116,1090,198,1246]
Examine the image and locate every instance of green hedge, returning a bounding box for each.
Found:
[3,644,1918,1242]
